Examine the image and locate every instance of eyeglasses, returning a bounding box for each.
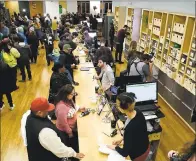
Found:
[70,92,76,96]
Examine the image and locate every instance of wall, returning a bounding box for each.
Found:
[59,1,67,14]
[112,1,195,16]
[44,1,59,19]
[19,1,30,17]
[5,1,19,16]
[90,1,100,15]
[66,0,77,13]
[29,1,44,17]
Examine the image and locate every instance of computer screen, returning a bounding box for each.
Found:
[89,32,97,38]
[126,82,157,102]
[96,18,103,23]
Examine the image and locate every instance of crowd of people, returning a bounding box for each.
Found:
[0,10,195,161]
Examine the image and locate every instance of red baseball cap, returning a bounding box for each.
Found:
[30,97,55,112]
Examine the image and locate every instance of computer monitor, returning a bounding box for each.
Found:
[89,32,97,38]
[96,18,103,23]
[118,75,143,89]
[126,82,158,103]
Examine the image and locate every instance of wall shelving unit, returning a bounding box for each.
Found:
[138,9,195,130]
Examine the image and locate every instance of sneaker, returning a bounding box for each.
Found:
[0,104,5,111]
[9,104,15,111]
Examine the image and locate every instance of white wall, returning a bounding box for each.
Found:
[112,1,195,16]
[66,0,77,13]
[90,1,100,15]
[44,1,59,19]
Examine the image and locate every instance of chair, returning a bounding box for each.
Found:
[133,145,150,161]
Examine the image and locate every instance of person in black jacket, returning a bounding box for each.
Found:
[48,62,72,104]
[107,92,149,161]
[91,15,98,30]
[27,28,39,63]
[109,22,115,52]
[94,38,114,66]
[14,37,32,82]
[42,29,54,66]
[59,44,79,86]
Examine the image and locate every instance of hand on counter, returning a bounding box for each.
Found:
[79,107,86,112]
[71,64,76,68]
[75,153,85,160]
[112,139,123,146]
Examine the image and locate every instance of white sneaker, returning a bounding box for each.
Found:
[0,104,5,111]
[9,104,15,111]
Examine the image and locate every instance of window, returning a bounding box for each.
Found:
[77,1,90,14]
[100,1,112,14]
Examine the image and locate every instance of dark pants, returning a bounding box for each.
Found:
[0,93,13,107]
[59,130,79,161]
[110,38,114,52]
[31,54,38,63]
[115,42,123,62]
[19,64,32,80]
[69,131,79,161]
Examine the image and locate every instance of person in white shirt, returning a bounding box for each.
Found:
[21,97,85,161]
[94,56,115,91]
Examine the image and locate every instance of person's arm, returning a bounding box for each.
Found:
[56,105,73,135]
[39,128,76,158]
[60,72,72,85]
[96,70,104,79]
[11,48,20,58]
[115,128,132,157]
[106,70,115,87]
[142,64,151,82]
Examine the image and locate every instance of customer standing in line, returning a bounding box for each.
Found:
[21,97,85,161]
[55,85,86,161]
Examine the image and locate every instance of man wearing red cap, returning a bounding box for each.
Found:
[21,97,85,161]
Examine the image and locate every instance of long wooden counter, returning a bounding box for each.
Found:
[73,46,122,161]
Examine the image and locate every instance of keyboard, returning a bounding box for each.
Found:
[142,111,155,116]
[135,104,158,112]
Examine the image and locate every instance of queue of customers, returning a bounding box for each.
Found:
[1,11,195,161]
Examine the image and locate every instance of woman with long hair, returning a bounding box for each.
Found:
[55,85,85,161]
[0,38,20,110]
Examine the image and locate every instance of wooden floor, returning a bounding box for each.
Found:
[1,48,195,161]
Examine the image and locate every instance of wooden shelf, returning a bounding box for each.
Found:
[187,65,195,70]
[139,9,195,94]
[189,57,195,60]
[151,38,159,41]
[191,47,196,51]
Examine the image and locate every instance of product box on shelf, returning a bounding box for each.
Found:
[167,69,176,79]
[190,51,195,58]
[191,69,196,81]
[177,35,183,45]
[176,73,183,84]
[160,36,164,44]
[186,68,191,75]
[179,24,185,34]
[192,42,196,49]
